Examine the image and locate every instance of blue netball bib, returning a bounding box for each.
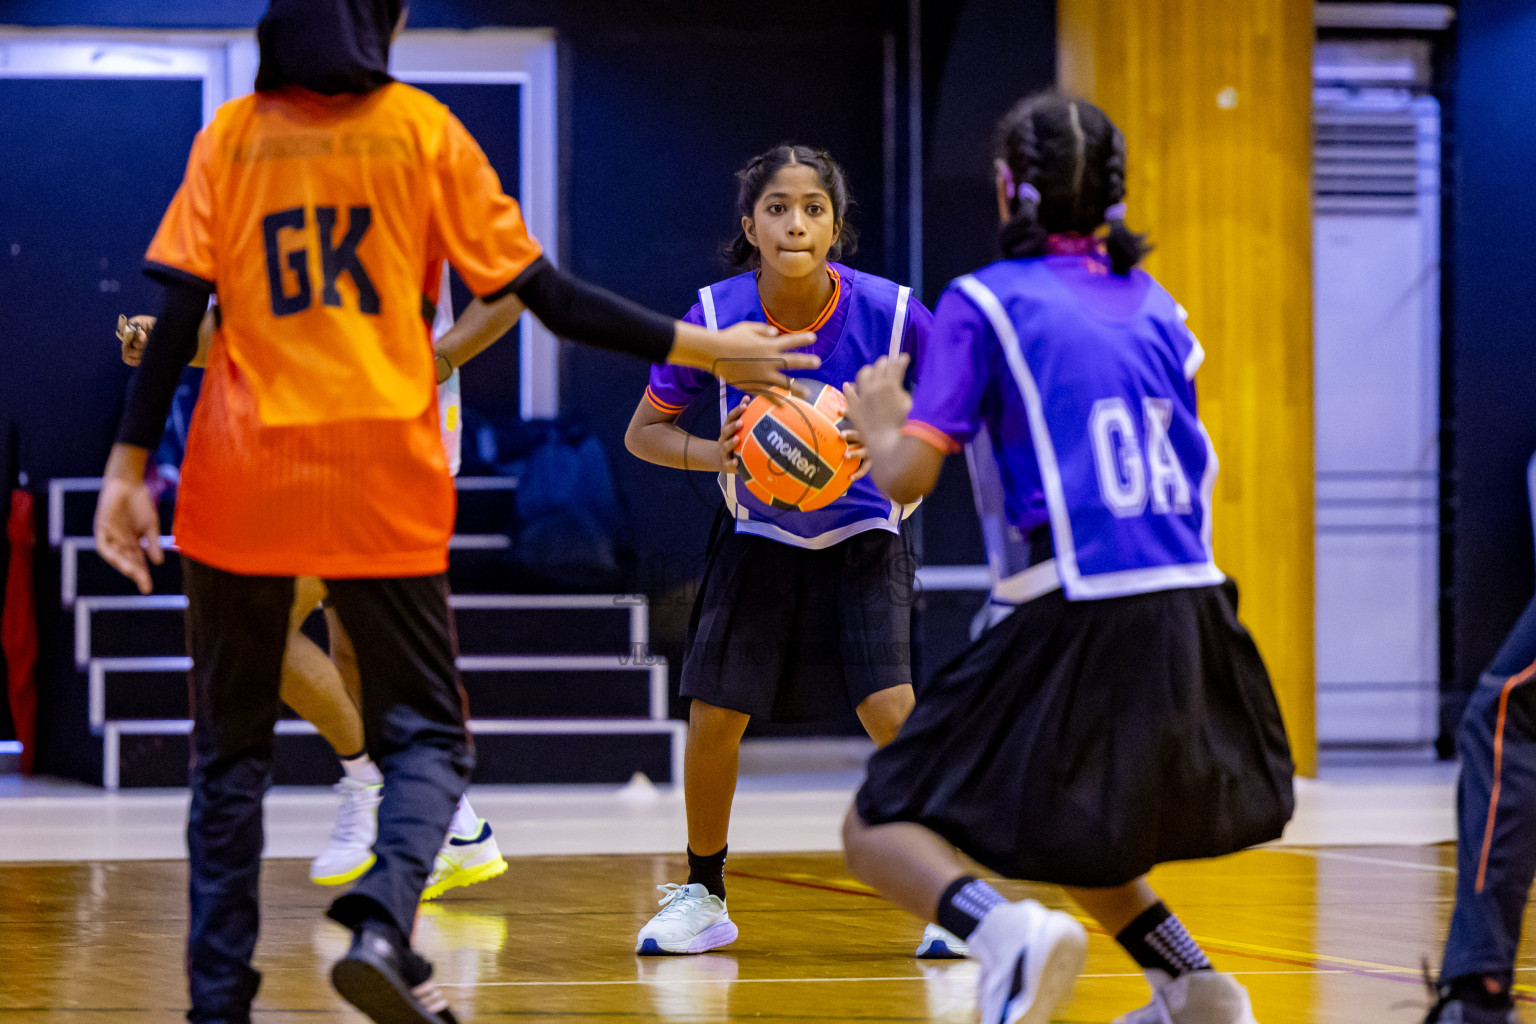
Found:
[957,261,1223,600]
[699,264,920,550]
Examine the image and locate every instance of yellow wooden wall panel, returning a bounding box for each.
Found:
[1059,0,1317,774]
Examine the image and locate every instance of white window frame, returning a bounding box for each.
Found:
[392,31,559,420]
[0,27,560,419]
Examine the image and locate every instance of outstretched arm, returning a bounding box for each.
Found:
[625,394,744,473]
[842,354,947,505]
[432,291,526,381]
[502,257,818,388]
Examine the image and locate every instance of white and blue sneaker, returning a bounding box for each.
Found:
[916,922,969,959]
[309,778,381,886]
[422,819,507,901]
[971,899,1087,1024]
[635,883,739,955]
[1112,971,1259,1023]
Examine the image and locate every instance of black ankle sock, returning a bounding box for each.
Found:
[935,875,1006,941]
[687,845,728,900]
[1115,902,1212,979]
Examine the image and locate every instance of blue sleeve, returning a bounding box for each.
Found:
[644,302,714,415]
[904,287,994,453]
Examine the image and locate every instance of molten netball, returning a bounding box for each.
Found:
[735,381,861,512]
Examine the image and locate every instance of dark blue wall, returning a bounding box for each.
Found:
[0,79,203,485]
[1450,2,1536,702]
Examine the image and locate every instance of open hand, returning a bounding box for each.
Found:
[673,321,822,390]
[94,446,163,595]
[843,354,913,439]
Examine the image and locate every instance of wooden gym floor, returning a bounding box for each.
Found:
[1,845,1531,1023]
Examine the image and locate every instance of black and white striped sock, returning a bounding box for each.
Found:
[936,875,1008,940]
[1115,902,1211,987]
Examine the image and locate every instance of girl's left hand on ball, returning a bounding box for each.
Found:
[840,426,871,481]
[843,354,912,437]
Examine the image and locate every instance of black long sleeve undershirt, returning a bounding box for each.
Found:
[117,258,673,452]
[115,279,210,450]
[490,256,676,364]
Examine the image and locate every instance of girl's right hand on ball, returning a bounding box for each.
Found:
[718,396,749,474]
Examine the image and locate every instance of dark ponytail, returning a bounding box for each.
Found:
[1100,124,1149,275]
[996,108,1049,261]
[992,91,1151,275]
[722,144,858,268]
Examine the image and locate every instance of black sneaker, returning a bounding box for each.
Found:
[1423,997,1519,1024]
[331,922,458,1024]
[1423,971,1518,1024]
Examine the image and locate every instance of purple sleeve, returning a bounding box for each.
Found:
[644,302,714,415]
[903,287,992,454]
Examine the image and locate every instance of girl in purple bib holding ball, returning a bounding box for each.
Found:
[842,93,1295,1024]
[625,144,967,959]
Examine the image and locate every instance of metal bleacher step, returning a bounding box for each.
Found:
[89,649,682,790]
[61,534,514,607]
[78,588,678,789]
[87,650,668,729]
[75,593,654,665]
[101,717,685,790]
[51,477,691,791]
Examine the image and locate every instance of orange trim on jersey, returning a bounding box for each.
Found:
[901,419,963,455]
[645,386,687,415]
[1476,657,1536,893]
[762,266,841,334]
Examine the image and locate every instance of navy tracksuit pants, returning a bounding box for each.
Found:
[1443,594,1536,988]
[182,558,473,1024]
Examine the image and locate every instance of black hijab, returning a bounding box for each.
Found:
[255,0,403,96]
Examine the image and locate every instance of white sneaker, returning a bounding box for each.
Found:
[1112,971,1258,1024]
[309,778,381,885]
[971,899,1088,1024]
[635,883,739,955]
[422,819,508,901]
[916,922,969,959]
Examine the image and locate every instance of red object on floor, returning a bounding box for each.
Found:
[3,489,38,774]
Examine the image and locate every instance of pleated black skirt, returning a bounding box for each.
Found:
[855,577,1295,887]
[679,522,914,723]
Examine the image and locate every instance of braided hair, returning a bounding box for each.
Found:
[993,92,1149,275]
[722,144,858,268]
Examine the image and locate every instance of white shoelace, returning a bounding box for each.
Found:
[328,781,378,845]
[653,883,705,919]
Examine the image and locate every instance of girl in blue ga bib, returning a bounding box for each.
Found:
[625,144,962,959]
[841,94,1295,1024]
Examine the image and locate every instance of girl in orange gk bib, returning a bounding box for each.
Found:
[94,3,817,1021]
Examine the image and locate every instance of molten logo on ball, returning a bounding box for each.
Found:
[755,419,834,487]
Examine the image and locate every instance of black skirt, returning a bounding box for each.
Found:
[679,521,914,722]
[855,578,1295,888]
